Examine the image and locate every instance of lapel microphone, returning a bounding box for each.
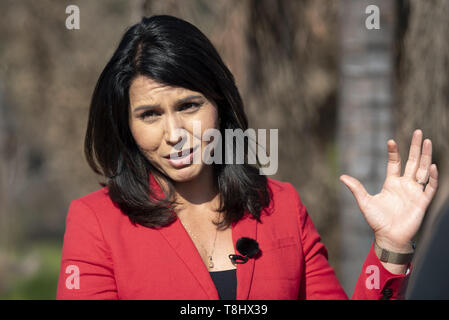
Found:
[229,237,260,264]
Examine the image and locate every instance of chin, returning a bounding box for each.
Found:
[165,164,202,183]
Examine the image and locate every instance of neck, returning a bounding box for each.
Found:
[173,165,220,214]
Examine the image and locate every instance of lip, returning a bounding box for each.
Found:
[164,145,199,168]
[164,147,189,159]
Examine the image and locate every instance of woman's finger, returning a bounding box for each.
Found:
[424,164,438,204]
[416,139,432,184]
[386,139,401,177]
[339,174,371,210]
[404,129,423,179]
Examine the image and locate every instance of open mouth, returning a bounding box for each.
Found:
[164,145,199,168]
[164,146,198,159]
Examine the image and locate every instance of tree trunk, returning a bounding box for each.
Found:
[337,0,395,295]
[396,0,449,228]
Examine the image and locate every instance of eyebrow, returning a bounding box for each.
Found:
[132,95,204,113]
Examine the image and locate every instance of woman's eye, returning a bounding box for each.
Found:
[138,102,202,120]
[179,102,201,111]
[139,110,159,120]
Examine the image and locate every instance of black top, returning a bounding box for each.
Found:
[209,268,237,300]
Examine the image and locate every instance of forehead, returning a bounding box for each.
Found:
[129,76,200,106]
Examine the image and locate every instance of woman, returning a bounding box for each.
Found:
[56,15,438,300]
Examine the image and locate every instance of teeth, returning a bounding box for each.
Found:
[168,147,195,158]
[172,149,191,158]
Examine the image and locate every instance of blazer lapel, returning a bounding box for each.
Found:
[158,217,220,299]
[149,172,258,300]
[149,173,219,299]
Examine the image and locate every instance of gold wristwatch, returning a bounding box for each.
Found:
[374,241,415,264]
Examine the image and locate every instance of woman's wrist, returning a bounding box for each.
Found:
[379,261,409,275]
[374,237,414,275]
[374,236,414,254]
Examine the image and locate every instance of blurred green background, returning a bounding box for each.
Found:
[0,242,61,299]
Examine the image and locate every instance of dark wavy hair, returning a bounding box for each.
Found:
[84,15,270,229]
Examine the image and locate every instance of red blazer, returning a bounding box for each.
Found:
[56,175,409,299]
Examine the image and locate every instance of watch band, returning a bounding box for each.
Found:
[374,241,414,264]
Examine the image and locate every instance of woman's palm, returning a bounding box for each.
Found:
[340,130,438,248]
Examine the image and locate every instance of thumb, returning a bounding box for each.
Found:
[339,174,371,209]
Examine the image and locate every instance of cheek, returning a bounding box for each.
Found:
[130,122,162,155]
[188,105,219,137]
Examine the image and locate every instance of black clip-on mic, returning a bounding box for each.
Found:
[229,237,260,264]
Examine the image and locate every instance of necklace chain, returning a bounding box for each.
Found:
[180,213,221,270]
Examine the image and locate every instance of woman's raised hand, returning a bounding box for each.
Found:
[340,129,438,253]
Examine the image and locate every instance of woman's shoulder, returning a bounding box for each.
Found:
[265,177,306,213]
[260,178,309,238]
[68,185,121,220]
[266,177,301,199]
[63,185,132,238]
[72,185,110,206]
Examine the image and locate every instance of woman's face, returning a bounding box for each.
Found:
[128,76,219,183]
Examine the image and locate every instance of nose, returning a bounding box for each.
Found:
[164,113,185,146]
